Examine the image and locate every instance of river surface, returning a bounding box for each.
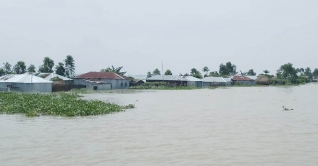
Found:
[1,84,318,166]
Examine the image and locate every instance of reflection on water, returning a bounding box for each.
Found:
[1,84,318,166]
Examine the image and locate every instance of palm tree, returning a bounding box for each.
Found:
[64,55,75,78]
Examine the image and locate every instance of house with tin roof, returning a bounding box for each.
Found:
[0,73,52,93]
[146,75,203,87]
[146,75,188,86]
[73,72,130,89]
[202,77,232,86]
[232,76,256,85]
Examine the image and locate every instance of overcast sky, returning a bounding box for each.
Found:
[1,0,318,75]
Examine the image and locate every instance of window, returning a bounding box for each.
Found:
[121,83,123,87]
[125,83,127,86]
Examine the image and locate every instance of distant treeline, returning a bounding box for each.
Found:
[0,55,75,78]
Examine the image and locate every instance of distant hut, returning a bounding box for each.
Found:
[256,75,271,85]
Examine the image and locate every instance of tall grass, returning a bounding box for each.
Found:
[0,92,132,117]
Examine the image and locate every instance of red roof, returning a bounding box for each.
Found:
[232,76,252,81]
[75,72,129,80]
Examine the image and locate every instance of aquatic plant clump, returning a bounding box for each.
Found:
[0,92,129,117]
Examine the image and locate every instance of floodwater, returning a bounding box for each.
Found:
[1,84,318,166]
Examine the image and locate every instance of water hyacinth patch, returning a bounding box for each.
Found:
[0,92,131,117]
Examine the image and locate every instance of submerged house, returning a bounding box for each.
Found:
[202,77,232,86]
[73,72,130,89]
[146,75,188,86]
[0,73,52,93]
[184,76,203,87]
[146,75,203,87]
[232,76,256,85]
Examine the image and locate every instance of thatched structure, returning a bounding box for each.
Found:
[256,75,271,85]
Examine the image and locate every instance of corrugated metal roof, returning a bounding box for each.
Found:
[202,77,227,82]
[246,76,257,80]
[38,73,73,81]
[0,74,52,83]
[184,76,202,82]
[75,72,129,80]
[232,76,252,81]
[146,75,188,81]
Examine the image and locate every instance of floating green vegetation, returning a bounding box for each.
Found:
[0,92,133,117]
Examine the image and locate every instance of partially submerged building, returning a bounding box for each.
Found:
[146,75,203,87]
[73,72,130,89]
[232,76,256,85]
[0,74,52,93]
[146,75,188,86]
[202,77,232,86]
[184,76,203,87]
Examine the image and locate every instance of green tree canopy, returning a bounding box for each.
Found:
[263,70,270,74]
[304,67,312,79]
[153,68,161,75]
[247,69,256,76]
[219,62,237,76]
[209,71,219,77]
[0,68,5,76]
[190,68,202,79]
[38,57,54,73]
[27,64,36,73]
[202,66,209,77]
[164,69,172,75]
[13,61,26,74]
[276,63,298,80]
[101,65,126,75]
[55,62,65,76]
[3,62,12,74]
[147,71,152,78]
[313,68,318,76]
[64,55,75,78]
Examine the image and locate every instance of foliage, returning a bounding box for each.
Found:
[209,71,219,77]
[101,65,126,75]
[64,55,75,78]
[0,92,132,117]
[3,62,12,74]
[38,57,54,73]
[55,62,65,76]
[219,62,237,76]
[190,68,202,79]
[247,69,256,76]
[147,71,152,78]
[153,68,161,75]
[50,76,63,81]
[263,70,269,74]
[13,61,26,74]
[304,67,312,80]
[164,69,172,75]
[27,64,36,73]
[276,63,298,83]
[0,68,4,76]
[313,68,318,76]
[202,66,209,77]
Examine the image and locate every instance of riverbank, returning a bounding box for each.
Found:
[0,92,134,117]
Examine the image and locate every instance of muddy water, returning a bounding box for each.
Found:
[1,84,318,166]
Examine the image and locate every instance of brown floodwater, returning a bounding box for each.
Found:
[1,84,318,166]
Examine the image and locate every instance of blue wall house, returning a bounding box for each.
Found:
[202,77,232,86]
[146,75,188,86]
[73,72,130,89]
[0,74,53,93]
